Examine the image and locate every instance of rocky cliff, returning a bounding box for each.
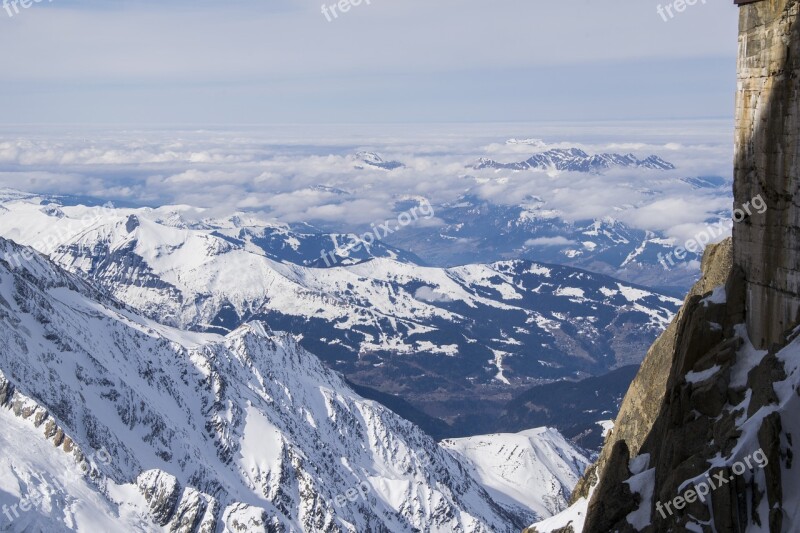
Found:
[735,0,800,350]
[530,1,800,532]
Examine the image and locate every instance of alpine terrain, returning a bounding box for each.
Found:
[0,192,681,435]
[0,236,595,532]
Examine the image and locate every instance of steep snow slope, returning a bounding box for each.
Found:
[441,428,590,526]
[0,405,158,532]
[0,237,525,532]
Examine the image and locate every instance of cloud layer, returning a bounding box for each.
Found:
[1,121,734,244]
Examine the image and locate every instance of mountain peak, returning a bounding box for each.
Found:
[473,148,676,173]
[0,243,535,531]
[353,151,405,171]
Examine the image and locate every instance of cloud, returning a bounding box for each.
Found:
[0,123,734,243]
[524,237,577,247]
[414,286,454,303]
[617,196,732,239]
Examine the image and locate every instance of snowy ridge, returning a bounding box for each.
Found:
[0,237,527,532]
[388,196,705,291]
[441,428,590,525]
[0,196,681,402]
[473,148,675,173]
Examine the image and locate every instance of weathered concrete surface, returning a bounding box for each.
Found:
[735,0,800,349]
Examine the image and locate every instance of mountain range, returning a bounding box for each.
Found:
[0,236,601,531]
[383,196,706,294]
[0,192,682,439]
[472,148,676,173]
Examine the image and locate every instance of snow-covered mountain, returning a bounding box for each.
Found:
[229,221,423,268]
[0,236,534,532]
[498,365,638,452]
[383,195,705,292]
[473,148,675,173]
[0,187,710,292]
[0,194,682,432]
[441,428,591,526]
[352,151,405,171]
[0,188,421,270]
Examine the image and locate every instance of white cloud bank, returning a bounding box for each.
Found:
[0,121,734,244]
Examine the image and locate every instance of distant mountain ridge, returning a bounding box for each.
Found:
[473,148,675,173]
[384,195,703,293]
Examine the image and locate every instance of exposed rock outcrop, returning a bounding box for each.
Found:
[570,239,733,506]
[580,239,753,532]
[546,2,800,531]
[734,0,800,350]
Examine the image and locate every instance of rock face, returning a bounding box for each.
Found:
[536,2,800,532]
[570,240,734,508]
[735,0,800,350]
[579,242,754,532]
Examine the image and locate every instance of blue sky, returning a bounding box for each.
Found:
[0,0,739,124]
